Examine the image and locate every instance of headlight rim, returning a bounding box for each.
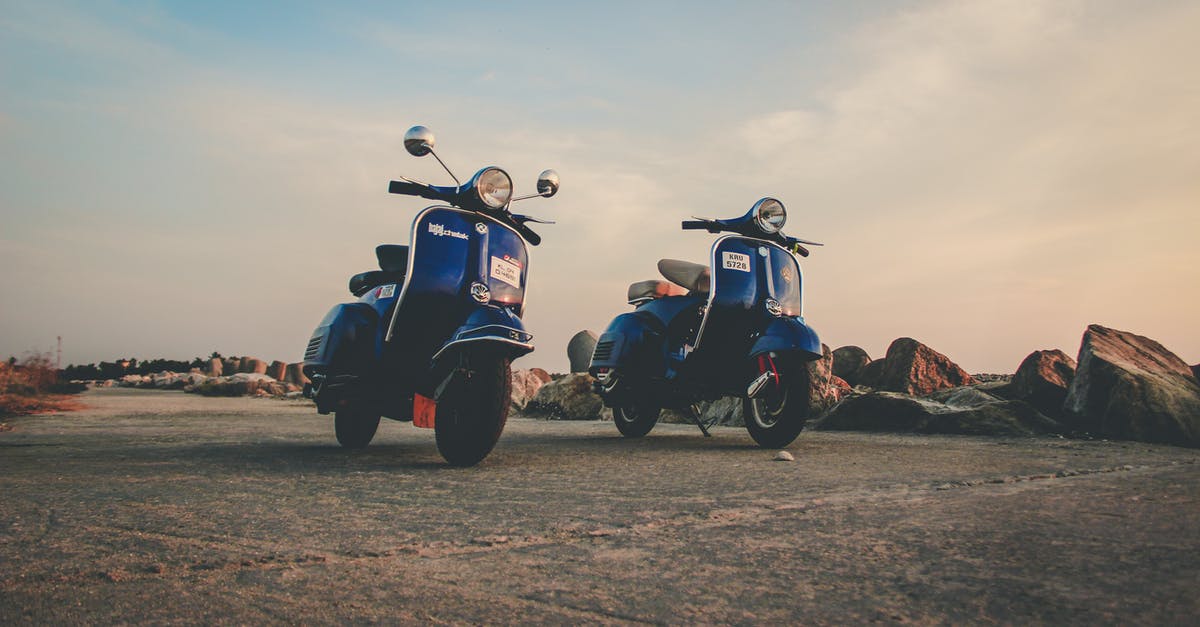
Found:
[752,197,787,235]
[473,167,513,210]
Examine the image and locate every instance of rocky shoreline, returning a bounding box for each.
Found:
[77,324,1200,448]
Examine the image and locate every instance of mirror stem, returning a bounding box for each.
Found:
[427,147,461,186]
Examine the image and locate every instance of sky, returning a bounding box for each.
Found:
[1,0,1198,374]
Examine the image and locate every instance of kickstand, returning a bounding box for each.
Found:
[684,403,713,438]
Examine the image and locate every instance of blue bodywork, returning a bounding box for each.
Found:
[303,206,532,416]
[589,235,820,402]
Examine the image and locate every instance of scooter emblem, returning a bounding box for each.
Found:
[470,282,491,303]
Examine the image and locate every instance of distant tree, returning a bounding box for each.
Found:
[209,351,223,360]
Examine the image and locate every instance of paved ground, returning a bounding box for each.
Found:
[1,389,1198,624]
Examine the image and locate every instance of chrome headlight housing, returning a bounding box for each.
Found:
[752,197,786,234]
[472,167,513,209]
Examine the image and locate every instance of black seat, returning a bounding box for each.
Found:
[376,245,409,272]
[349,270,405,297]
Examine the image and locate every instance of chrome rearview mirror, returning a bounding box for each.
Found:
[404,126,436,157]
[536,169,560,198]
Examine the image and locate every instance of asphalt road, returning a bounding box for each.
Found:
[2,389,1197,624]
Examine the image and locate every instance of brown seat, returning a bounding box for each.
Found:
[657,259,710,294]
[627,280,686,304]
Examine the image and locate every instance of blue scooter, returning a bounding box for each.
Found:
[588,198,823,448]
[303,126,559,466]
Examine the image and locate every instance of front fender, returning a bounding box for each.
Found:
[749,317,822,362]
[431,306,533,364]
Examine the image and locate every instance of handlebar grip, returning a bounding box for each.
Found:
[681,220,710,230]
[388,180,438,199]
[792,243,810,257]
[514,222,542,246]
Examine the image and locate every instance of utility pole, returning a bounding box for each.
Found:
[57,336,62,371]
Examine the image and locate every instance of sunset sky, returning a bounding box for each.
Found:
[2,0,1198,374]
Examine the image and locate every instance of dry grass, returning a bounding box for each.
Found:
[0,353,87,420]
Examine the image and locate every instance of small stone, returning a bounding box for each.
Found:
[773,450,794,462]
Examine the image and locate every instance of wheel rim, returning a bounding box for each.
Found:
[751,383,789,429]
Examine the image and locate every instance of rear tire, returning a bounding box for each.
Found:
[435,355,511,467]
[743,365,811,449]
[335,403,381,449]
[613,394,661,438]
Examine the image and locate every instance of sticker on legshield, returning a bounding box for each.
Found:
[490,256,521,288]
[377,284,396,298]
[722,252,751,272]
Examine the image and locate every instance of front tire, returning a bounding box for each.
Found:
[613,393,661,438]
[743,365,811,449]
[435,355,511,466]
[335,403,381,449]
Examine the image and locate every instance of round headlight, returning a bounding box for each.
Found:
[475,168,512,209]
[753,197,786,234]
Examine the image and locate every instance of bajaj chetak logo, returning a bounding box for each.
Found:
[429,223,469,240]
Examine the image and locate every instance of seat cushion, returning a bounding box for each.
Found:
[657,259,710,294]
[627,280,686,304]
[376,244,409,273]
[349,270,405,297]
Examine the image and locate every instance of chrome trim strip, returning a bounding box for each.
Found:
[430,336,535,363]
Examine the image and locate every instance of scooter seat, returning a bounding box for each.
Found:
[658,259,711,294]
[376,244,409,272]
[349,270,405,297]
[627,280,686,304]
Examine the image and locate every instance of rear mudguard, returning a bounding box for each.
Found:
[749,317,822,362]
[588,310,666,382]
[431,305,533,364]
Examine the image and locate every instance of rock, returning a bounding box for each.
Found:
[932,386,1002,409]
[207,359,223,377]
[1063,325,1200,447]
[223,358,240,377]
[874,337,975,395]
[525,374,604,420]
[773,450,794,462]
[239,358,268,375]
[284,363,309,386]
[268,361,287,381]
[567,330,599,373]
[1008,349,1076,416]
[831,346,872,386]
[192,373,278,397]
[815,391,1060,436]
[858,359,886,388]
[806,344,849,412]
[661,396,745,426]
[1192,364,1200,381]
[511,368,552,411]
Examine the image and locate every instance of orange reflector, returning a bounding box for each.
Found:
[413,394,436,429]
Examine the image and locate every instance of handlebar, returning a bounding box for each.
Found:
[681,220,710,230]
[388,180,443,200]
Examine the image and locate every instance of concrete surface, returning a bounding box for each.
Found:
[1,388,1197,624]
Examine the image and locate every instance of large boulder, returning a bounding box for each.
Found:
[815,391,1060,436]
[831,346,872,387]
[267,360,288,381]
[284,363,309,386]
[511,368,552,411]
[873,337,975,395]
[858,359,886,388]
[661,397,743,426]
[1008,349,1076,416]
[567,330,599,373]
[223,358,240,377]
[192,373,284,397]
[1064,325,1200,447]
[207,358,223,377]
[525,374,605,420]
[807,344,849,412]
[1192,364,1200,381]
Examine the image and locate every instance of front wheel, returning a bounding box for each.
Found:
[613,394,661,438]
[743,364,811,449]
[435,355,511,466]
[335,402,381,449]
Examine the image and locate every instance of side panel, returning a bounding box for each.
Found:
[302,302,380,378]
[588,311,666,381]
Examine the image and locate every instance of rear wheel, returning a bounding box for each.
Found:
[613,393,661,438]
[334,402,381,449]
[435,355,511,466]
[743,364,811,449]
